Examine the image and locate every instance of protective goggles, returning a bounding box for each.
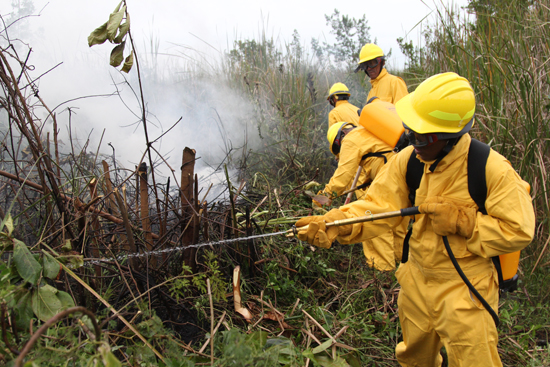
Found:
[331,129,345,155]
[365,57,382,69]
[331,123,354,155]
[407,131,440,148]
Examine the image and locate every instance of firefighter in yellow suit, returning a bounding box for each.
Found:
[355,43,408,105]
[318,122,406,271]
[327,83,360,128]
[296,72,535,366]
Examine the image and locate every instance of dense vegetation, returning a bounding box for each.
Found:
[0,1,548,366]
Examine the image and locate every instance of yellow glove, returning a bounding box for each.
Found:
[419,197,477,238]
[295,209,352,248]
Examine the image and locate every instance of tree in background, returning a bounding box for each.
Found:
[312,9,371,70]
[4,0,35,40]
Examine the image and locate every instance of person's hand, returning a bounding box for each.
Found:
[295,209,352,248]
[419,197,477,238]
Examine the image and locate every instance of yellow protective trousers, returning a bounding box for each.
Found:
[395,258,502,367]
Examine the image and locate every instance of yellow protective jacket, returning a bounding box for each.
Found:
[328,100,360,128]
[337,133,535,272]
[366,69,408,105]
[322,126,394,200]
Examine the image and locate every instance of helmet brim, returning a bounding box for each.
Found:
[396,92,474,134]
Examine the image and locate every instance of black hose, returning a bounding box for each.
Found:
[442,236,500,327]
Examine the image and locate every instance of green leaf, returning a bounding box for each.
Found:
[0,261,10,282]
[80,315,96,334]
[99,344,122,367]
[88,22,109,47]
[0,232,12,250]
[58,254,84,269]
[245,330,268,350]
[32,284,62,322]
[12,290,34,329]
[13,239,42,284]
[113,15,130,44]
[121,50,134,73]
[43,252,60,279]
[312,339,333,354]
[62,239,72,252]
[112,0,123,13]
[107,5,126,41]
[2,213,14,236]
[56,290,75,310]
[110,42,125,67]
[313,355,350,367]
[97,344,122,367]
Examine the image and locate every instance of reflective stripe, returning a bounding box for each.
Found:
[428,107,475,121]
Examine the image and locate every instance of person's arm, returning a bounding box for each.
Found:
[466,151,535,257]
[323,138,361,197]
[328,110,339,128]
[296,150,412,248]
[337,151,411,244]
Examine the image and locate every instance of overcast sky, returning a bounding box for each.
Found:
[3,0,469,68]
[0,0,470,192]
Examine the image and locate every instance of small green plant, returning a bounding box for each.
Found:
[169,250,228,302]
[0,224,76,328]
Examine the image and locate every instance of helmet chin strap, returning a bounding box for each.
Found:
[429,136,461,172]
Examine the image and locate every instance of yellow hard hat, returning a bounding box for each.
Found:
[358,43,384,64]
[327,82,351,100]
[395,72,476,134]
[327,122,355,155]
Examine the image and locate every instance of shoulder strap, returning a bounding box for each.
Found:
[406,151,424,206]
[361,150,393,164]
[467,138,490,214]
[402,151,424,264]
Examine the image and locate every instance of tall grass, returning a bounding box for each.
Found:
[402,1,550,256]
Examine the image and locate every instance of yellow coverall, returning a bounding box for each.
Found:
[328,100,360,128]
[336,134,535,366]
[366,69,408,105]
[322,126,406,270]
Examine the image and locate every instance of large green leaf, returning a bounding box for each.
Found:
[107,5,126,41]
[110,42,125,67]
[121,50,134,73]
[12,290,34,329]
[88,22,109,47]
[31,284,62,322]
[56,290,75,310]
[13,239,41,284]
[43,252,60,279]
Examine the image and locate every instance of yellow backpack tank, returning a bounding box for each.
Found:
[359,100,405,148]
